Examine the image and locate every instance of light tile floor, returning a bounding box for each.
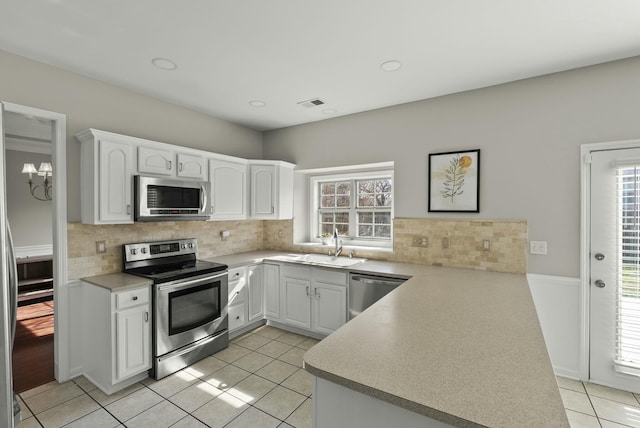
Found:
[15,325,640,427]
[17,326,317,428]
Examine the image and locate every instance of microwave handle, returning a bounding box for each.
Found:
[201,185,208,213]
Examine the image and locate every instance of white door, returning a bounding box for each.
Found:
[590,147,640,392]
[251,165,275,218]
[311,282,346,335]
[263,264,280,320]
[281,277,311,329]
[137,146,174,176]
[116,304,150,381]
[99,140,133,223]
[177,153,206,179]
[210,159,246,219]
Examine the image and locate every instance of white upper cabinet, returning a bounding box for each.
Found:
[138,146,207,180]
[249,161,294,220]
[178,153,206,179]
[209,158,247,220]
[138,146,174,176]
[77,129,135,224]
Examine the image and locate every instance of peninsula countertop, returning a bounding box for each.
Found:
[208,251,568,427]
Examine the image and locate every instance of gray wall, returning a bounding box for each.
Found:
[0,49,264,222]
[5,150,53,248]
[264,56,640,277]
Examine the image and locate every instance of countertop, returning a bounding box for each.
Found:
[208,251,568,428]
[81,272,153,291]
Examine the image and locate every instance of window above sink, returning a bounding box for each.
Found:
[296,162,394,250]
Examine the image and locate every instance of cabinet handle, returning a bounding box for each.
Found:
[144,312,149,322]
[235,272,240,277]
[306,286,309,296]
[127,204,131,215]
[168,160,172,170]
[236,315,240,320]
[271,206,275,214]
[236,291,240,295]
[179,162,183,172]
[132,296,138,301]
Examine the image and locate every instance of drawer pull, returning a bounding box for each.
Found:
[235,315,240,320]
[132,296,138,301]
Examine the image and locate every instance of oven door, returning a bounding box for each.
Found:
[154,271,228,357]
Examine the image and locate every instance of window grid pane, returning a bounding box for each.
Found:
[318,178,392,240]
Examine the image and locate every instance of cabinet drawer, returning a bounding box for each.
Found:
[282,265,310,280]
[312,268,347,286]
[229,281,246,305]
[115,287,149,310]
[228,303,246,331]
[228,267,246,282]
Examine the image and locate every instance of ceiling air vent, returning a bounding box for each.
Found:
[297,98,325,108]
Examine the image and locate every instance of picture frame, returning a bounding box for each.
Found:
[428,149,480,213]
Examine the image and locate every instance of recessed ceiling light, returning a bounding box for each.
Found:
[380,60,402,72]
[249,100,267,108]
[322,108,337,115]
[151,58,177,71]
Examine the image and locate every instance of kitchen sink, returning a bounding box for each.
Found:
[269,253,367,268]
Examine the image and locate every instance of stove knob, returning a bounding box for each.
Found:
[141,248,147,254]
[130,248,138,255]
[181,244,186,249]
[188,242,195,248]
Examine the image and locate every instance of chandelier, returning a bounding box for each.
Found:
[21,162,53,201]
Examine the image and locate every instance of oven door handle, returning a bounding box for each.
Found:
[158,271,227,292]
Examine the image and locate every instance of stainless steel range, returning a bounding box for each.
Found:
[123,238,228,379]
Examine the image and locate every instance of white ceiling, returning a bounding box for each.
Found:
[2,1,640,132]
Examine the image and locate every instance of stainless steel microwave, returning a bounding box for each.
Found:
[134,175,211,221]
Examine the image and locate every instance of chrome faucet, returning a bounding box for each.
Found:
[333,228,343,257]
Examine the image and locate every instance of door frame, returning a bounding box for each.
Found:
[3,102,69,381]
[580,138,640,382]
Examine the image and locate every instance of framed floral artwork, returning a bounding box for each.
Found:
[428,149,480,213]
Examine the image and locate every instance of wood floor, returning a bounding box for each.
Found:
[13,300,55,393]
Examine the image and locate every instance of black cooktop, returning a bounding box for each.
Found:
[126,260,227,284]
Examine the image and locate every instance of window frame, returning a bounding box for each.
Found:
[310,169,394,249]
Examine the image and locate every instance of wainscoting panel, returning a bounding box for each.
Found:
[527,273,581,379]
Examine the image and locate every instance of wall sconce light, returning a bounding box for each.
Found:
[21,162,52,201]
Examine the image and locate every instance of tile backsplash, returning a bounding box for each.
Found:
[263,218,527,274]
[68,217,527,279]
[67,220,264,280]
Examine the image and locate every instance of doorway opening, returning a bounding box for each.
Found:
[2,102,68,394]
[5,112,55,392]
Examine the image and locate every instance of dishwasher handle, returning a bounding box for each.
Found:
[350,275,405,286]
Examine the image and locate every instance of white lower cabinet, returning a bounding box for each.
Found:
[263,263,281,320]
[81,282,151,394]
[247,264,264,322]
[280,265,347,335]
[228,264,264,333]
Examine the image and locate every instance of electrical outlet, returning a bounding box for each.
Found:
[412,236,429,247]
[530,241,548,255]
[442,237,449,249]
[482,240,491,251]
[95,240,107,254]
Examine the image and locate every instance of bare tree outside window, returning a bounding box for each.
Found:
[318,177,392,240]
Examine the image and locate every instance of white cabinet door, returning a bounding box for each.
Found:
[264,264,281,320]
[177,153,206,179]
[228,303,247,331]
[210,159,246,219]
[248,265,264,322]
[251,164,276,218]
[99,140,133,223]
[115,304,150,381]
[281,277,311,329]
[312,282,347,335]
[138,146,174,175]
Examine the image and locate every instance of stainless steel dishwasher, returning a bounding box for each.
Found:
[348,273,406,320]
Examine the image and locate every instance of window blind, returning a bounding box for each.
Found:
[614,166,640,376]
